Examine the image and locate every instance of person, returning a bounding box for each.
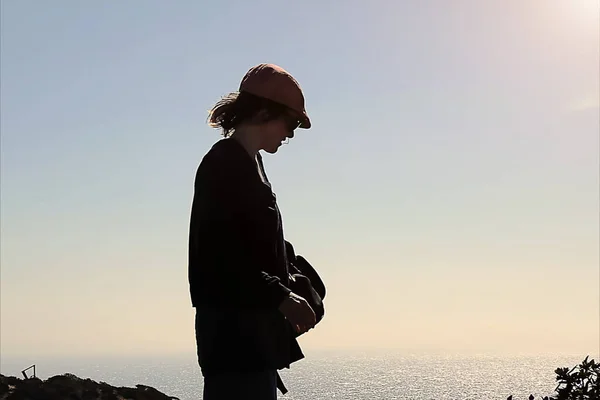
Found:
[188,63,317,399]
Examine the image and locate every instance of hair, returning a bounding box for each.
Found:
[207,91,291,137]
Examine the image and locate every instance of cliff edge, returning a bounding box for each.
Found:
[0,373,179,400]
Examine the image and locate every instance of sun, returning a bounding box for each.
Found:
[580,0,600,14]
[567,0,600,26]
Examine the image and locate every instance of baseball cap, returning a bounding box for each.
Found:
[239,63,311,129]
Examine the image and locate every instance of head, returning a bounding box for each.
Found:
[207,64,311,154]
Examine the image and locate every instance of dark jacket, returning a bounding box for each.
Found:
[188,138,304,375]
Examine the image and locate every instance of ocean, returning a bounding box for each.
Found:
[0,351,588,400]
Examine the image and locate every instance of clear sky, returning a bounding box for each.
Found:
[1,0,599,362]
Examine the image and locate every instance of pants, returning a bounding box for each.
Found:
[195,307,285,399]
[202,369,278,400]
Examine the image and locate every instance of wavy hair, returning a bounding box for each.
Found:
[207,91,291,137]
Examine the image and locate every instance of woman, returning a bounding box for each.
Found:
[188,64,317,399]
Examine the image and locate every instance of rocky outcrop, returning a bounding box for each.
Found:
[0,373,179,400]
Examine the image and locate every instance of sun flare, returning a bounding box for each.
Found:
[579,0,600,16]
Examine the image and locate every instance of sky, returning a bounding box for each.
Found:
[1,0,599,365]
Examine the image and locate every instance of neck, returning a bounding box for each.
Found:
[230,126,262,157]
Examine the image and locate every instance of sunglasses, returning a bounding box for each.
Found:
[285,117,302,132]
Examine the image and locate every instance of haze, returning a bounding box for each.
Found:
[1,0,598,361]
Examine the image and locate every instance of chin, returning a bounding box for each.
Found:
[264,143,282,154]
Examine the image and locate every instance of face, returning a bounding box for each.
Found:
[260,113,301,154]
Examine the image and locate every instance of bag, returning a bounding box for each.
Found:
[285,241,326,335]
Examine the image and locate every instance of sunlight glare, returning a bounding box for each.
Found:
[557,0,600,31]
[579,0,600,17]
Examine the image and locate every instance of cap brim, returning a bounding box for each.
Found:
[299,112,311,129]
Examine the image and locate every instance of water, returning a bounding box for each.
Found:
[0,351,588,400]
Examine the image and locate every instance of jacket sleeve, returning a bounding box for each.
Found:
[190,153,291,309]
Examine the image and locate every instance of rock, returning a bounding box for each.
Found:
[0,374,179,400]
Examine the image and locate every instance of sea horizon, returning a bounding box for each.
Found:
[1,349,595,400]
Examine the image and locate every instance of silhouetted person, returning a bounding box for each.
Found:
[188,64,316,399]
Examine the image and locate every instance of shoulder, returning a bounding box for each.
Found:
[200,139,243,168]
[194,139,254,189]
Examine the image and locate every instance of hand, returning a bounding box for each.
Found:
[278,292,316,335]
